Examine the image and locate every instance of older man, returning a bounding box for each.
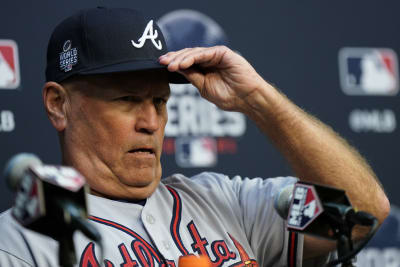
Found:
[0,7,389,267]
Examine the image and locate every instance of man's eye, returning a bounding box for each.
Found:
[119,96,139,102]
[154,97,167,105]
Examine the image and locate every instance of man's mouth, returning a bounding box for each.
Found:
[128,148,155,154]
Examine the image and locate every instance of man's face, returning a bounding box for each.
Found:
[62,70,170,200]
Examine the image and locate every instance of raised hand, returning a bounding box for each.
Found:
[159,46,268,112]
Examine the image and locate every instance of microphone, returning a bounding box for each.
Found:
[4,153,99,240]
[4,153,102,266]
[274,184,294,220]
[274,181,367,239]
[178,255,211,267]
[274,182,379,266]
[4,153,42,190]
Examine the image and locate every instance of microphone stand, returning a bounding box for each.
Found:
[324,203,356,267]
[334,228,355,267]
[337,237,354,267]
[324,204,379,267]
[58,231,77,267]
[56,200,104,267]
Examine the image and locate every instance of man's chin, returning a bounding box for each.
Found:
[118,169,160,186]
[90,176,160,200]
[119,170,161,192]
[122,179,160,199]
[120,177,159,188]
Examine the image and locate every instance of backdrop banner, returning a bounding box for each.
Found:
[1,1,398,265]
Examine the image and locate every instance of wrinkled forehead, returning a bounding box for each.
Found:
[66,69,171,97]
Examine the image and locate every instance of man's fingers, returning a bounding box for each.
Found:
[160,46,229,72]
[160,47,192,62]
[159,47,202,68]
[166,47,206,71]
[179,49,219,69]
[178,69,205,93]
[181,46,229,69]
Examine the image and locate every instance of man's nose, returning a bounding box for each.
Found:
[135,100,160,134]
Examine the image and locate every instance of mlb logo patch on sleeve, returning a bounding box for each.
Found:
[338,47,399,96]
[0,40,20,89]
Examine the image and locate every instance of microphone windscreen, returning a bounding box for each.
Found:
[274,184,294,219]
[178,255,211,267]
[4,153,42,191]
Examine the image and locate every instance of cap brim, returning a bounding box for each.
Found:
[79,60,189,84]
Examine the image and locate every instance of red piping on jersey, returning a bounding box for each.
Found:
[229,234,259,267]
[166,186,190,256]
[229,234,250,263]
[89,215,162,263]
[288,231,297,267]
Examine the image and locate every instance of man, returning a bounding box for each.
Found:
[0,7,389,267]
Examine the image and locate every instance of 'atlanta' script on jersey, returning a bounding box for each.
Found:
[79,186,259,267]
[79,220,258,266]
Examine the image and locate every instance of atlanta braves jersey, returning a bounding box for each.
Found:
[0,172,325,267]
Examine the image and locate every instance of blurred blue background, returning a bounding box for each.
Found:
[1,1,399,265]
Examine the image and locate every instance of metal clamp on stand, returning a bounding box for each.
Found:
[326,205,379,267]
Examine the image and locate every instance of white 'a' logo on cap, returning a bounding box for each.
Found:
[131,20,162,50]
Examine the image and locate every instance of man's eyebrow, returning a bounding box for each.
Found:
[115,86,171,98]
[113,85,147,95]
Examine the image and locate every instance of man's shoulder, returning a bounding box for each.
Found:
[162,171,230,185]
[160,172,238,201]
[0,209,32,265]
[161,171,242,195]
[0,209,20,236]
[0,209,58,266]
[159,172,297,205]
[0,208,13,222]
[161,171,297,193]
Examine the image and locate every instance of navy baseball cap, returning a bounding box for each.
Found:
[45,7,188,83]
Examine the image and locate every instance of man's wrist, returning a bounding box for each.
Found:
[241,81,288,121]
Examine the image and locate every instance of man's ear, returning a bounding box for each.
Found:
[42,82,69,131]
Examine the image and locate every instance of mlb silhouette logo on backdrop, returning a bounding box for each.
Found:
[339,48,399,96]
[0,40,20,89]
[175,136,217,168]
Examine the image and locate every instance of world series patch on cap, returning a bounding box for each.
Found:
[45,7,187,84]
